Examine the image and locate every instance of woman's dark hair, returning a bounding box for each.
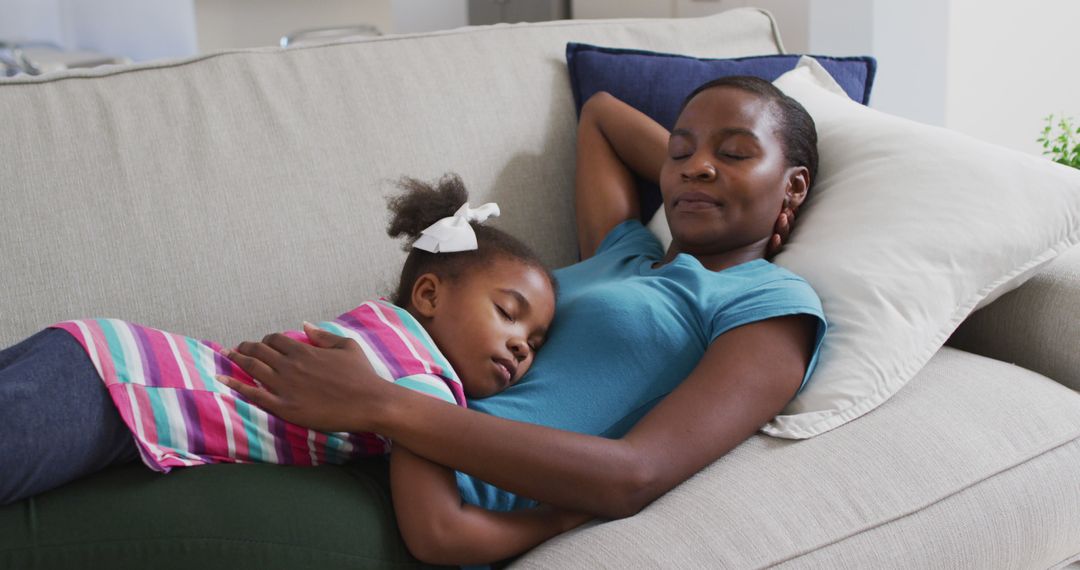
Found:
[680,76,818,193]
[386,173,556,307]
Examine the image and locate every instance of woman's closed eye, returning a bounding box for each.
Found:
[717,137,758,161]
[669,147,693,160]
[667,138,693,160]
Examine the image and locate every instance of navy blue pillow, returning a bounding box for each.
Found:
[565,43,876,221]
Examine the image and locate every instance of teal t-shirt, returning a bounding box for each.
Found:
[455,220,827,511]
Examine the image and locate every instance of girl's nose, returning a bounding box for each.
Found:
[508,338,528,361]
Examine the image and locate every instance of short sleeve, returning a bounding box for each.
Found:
[393,373,465,407]
[709,277,828,396]
[594,219,665,259]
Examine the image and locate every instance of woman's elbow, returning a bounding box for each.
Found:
[597,460,660,519]
[580,91,615,121]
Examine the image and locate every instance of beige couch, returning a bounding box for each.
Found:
[1,8,1078,568]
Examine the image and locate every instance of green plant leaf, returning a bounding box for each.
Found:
[1036,114,1080,170]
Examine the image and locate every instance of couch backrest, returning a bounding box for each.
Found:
[0,9,782,346]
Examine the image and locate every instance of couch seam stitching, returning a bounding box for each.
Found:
[762,431,1080,568]
[1050,551,1080,570]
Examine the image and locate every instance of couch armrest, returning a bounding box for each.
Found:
[947,245,1080,392]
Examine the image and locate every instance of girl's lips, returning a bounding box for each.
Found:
[493,358,514,386]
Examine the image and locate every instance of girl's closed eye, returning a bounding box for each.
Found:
[496,304,514,322]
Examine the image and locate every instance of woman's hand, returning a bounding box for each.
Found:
[766,205,797,257]
[216,323,387,433]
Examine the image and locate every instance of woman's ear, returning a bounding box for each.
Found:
[785,166,810,212]
[410,273,442,318]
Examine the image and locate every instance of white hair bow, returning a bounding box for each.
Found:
[412,202,501,253]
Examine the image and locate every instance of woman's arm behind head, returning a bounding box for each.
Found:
[575,92,668,259]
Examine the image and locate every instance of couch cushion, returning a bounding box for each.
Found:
[949,244,1080,393]
[512,347,1080,568]
[0,8,782,349]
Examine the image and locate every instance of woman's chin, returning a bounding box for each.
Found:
[669,226,728,251]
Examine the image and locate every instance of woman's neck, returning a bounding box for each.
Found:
[659,237,769,272]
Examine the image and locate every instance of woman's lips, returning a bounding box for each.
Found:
[674,191,722,211]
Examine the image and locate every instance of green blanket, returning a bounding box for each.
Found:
[0,459,436,569]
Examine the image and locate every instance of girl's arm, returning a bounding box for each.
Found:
[390,445,590,566]
[574,91,669,259]
[220,315,816,518]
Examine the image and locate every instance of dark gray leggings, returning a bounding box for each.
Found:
[0,328,139,505]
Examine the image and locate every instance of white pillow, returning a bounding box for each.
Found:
[649,57,1080,438]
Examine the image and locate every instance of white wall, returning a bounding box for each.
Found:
[807,0,872,56]
[392,0,467,34]
[193,0,469,51]
[0,0,64,44]
[0,0,197,61]
[867,0,949,126]
[571,0,670,19]
[806,0,949,126]
[193,0,392,52]
[806,0,1078,154]
[945,0,1080,155]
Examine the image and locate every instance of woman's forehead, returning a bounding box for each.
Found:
[675,86,778,137]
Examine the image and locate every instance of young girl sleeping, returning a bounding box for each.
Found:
[0,173,588,565]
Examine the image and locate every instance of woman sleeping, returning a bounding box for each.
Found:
[221,75,828,565]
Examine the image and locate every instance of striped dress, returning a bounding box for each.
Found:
[50,299,465,472]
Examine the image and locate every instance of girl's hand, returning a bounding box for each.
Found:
[216,323,387,433]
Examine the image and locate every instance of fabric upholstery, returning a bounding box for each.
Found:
[949,245,1080,393]
[0,9,782,349]
[513,348,1080,568]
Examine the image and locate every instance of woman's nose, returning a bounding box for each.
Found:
[682,154,717,181]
